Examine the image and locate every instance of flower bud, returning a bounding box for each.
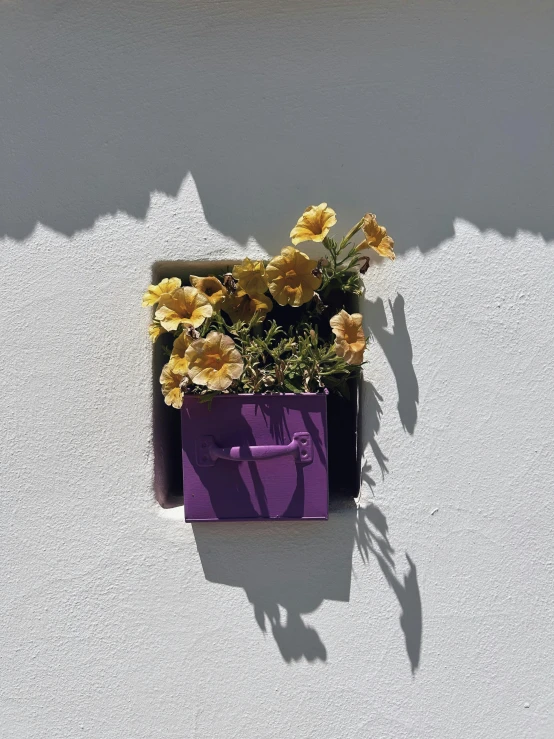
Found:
[312,293,327,315]
[222,273,238,294]
[185,326,201,339]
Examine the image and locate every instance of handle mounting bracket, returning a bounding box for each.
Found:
[195,432,313,467]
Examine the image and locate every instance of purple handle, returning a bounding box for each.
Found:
[196,432,313,467]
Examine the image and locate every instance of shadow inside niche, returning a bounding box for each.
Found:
[152,261,232,508]
[152,335,183,506]
[194,501,422,669]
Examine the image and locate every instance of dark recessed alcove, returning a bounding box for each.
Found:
[150,261,362,509]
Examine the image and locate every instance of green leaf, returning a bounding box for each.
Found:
[283,379,302,393]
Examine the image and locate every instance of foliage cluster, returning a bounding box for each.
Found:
[142,205,394,407]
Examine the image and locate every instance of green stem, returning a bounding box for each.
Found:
[339,218,364,251]
[322,236,338,271]
[336,247,359,267]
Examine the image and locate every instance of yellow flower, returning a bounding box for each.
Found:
[155,287,213,331]
[160,359,186,409]
[186,331,244,391]
[266,246,322,307]
[232,258,268,296]
[356,213,395,260]
[330,309,366,365]
[170,332,193,374]
[142,277,181,307]
[148,321,166,342]
[223,289,273,324]
[290,203,337,245]
[189,275,228,310]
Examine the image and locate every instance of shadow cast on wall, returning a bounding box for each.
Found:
[364,294,419,436]
[2,1,554,250]
[358,292,419,494]
[152,271,421,667]
[191,294,421,668]
[193,501,422,671]
[355,507,422,674]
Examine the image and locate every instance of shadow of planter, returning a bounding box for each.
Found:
[192,499,356,662]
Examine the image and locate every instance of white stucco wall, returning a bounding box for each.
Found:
[1,2,553,737]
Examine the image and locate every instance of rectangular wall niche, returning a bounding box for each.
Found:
[151,260,362,509]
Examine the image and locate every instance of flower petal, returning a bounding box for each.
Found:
[170,356,189,374]
[225,361,244,380]
[223,290,272,323]
[190,275,228,309]
[148,322,166,342]
[232,258,269,296]
[155,287,213,329]
[189,367,215,386]
[142,277,181,306]
[171,331,191,357]
[331,311,366,364]
[164,387,183,409]
[160,360,185,408]
[359,214,395,260]
[266,247,321,306]
[185,331,244,389]
[155,305,183,331]
[290,204,336,244]
[206,368,234,391]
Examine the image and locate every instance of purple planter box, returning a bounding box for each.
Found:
[181,393,329,521]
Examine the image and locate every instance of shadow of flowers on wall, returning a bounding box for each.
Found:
[193,502,422,670]
[355,505,422,673]
[364,294,419,436]
[192,292,422,669]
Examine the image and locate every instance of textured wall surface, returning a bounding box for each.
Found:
[1,2,553,738]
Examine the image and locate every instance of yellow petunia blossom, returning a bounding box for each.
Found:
[185,331,244,391]
[189,275,228,311]
[155,286,213,331]
[170,331,193,374]
[148,321,166,342]
[266,246,322,307]
[355,213,395,260]
[223,289,273,324]
[142,277,182,307]
[160,359,186,409]
[290,203,337,245]
[232,258,269,296]
[330,309,366,365]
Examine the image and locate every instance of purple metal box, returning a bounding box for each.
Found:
[181,393,328,521]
